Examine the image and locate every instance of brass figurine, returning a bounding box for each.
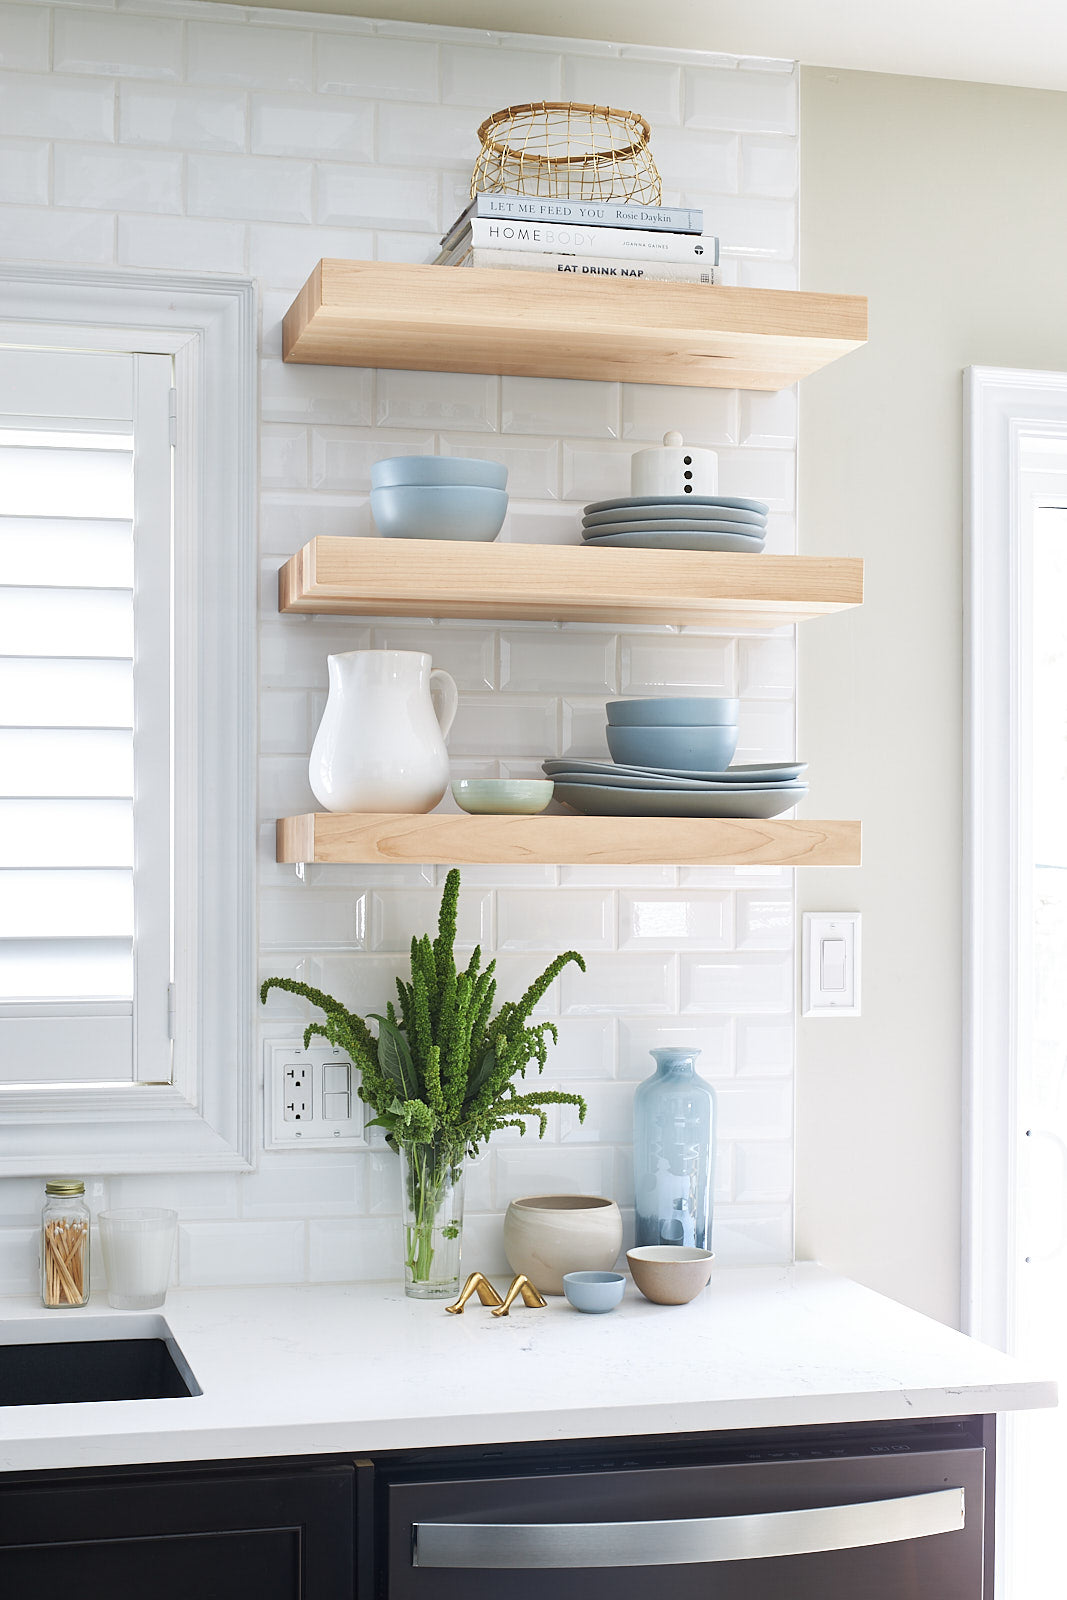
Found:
[446,1272,505,1314]
[491,1274,548,1317]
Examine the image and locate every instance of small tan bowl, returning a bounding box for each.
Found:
[627,1245,715,1305]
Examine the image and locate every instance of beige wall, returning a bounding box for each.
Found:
[797,67,1067,1324]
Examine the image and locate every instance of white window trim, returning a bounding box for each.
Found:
[0,265,257,1173]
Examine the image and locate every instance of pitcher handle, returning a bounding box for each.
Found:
[429,669,459,742]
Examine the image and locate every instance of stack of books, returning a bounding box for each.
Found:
[433,193,720,285]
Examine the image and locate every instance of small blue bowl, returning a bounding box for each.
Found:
[563,1270,627,1314]
[606,722,740,772]
[371,455,508,490]
[607,697,740,728]
[370,483,508,542]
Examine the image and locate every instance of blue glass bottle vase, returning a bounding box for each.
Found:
[633,1046,716,1250]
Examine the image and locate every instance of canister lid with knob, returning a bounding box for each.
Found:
[630,431,718,498]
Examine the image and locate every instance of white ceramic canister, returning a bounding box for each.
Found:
[502,1195,624,1296]
[309,649,459,813]
[630,431,718,498]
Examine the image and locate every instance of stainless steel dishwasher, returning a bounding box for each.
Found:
[381,1420,990,1599]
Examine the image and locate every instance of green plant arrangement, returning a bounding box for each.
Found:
[261,869,587,1297]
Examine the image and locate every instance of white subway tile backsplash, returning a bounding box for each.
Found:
[377,101,481,167]
[252,224,375,292]
[717,447,795,511]
[685,66,797,135]
[562,953,676,1016]
[735,1017,794,1077]
[180,1219,307,1286]
[251,94,374,161]
[370,623,495,689]
[619,891,733,951]
[716,1081,792,1141]
[0,137,48,205]
[261,423,310,491]
[739,388,797,448]
[733,1141,793,1203]
[499,503,581,546]
[560,698,611,758]
[120,83,247,151]
[739,257,798,291]
[378,369,498,432]
[560,1081,635,1145]
[0,203,115,264]
[502,376,620,440]
[316,34,438,103]
[310,428,426,492]
[621,383,739,445]
[241,1160,365,1219]
[108,1173,240,1220]
[741,136,799,198]
[262,361,375,427]
[0,1227,37,1294]
[544,1016,617,1080]
[54,9,182,81]
[118,213,246,272]
[0,4,49,73]
[562,56,682,125]
[618,1017,734,1079]
[54,144,182,214]
[712,1207,791,1265]
[187,21,314,92]
[738,636,795,697]
[261,887,366,949]
[441,436,559,500]
[648,127,740,195]
[497,889,614,953]
[699,194,796,259]
[259,687,311,754]
[681,954,792,1014]
[318,163,439,230]
[734,891,793,951]
[0,70,115,140]
[441,43,562,107]
[189,154,314,224]
[620,634,735,694]
[370,887,490,952]
[450,694,557,758]
[492,1144,614,1208]
[735,698,795,760]
[500,631,616,695]
[560,442,631,504]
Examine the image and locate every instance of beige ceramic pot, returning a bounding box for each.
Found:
[503,1195,623,1296]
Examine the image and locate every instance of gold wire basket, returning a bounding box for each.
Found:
[471,101,661,203]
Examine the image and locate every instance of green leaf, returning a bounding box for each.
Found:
[370,1015,420,1101]
[463,1047,497,1107]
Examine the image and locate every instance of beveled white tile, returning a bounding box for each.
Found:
[378,369,498,432]
[735,1016,793,1077]
[109,1173,240,1221]
[252,93,374,160]
[259,496,370,554]
[187,21,313,91]
[241,1160,365,1219]
[378,101,482,167]
[559,697,610,759]
[497,889,613,953]
[741,135,799,198]
[717,446,794,510]
[562,953,676,1016]
[261,424,309,491]
[0,1176,50,1226]
[621,384,738,446]
[259,752,319,819]
[562,56,682,125]
[249,223,374,290]
[369,624,495,690]
[739,258,798,291]
[318,164,439,230]
[560,442,631,504]
[440,437,559,500]
[308,1217,396,1282]
[714,1145,736,1204]
[620,634,735,694]
[681,953,792,1014]
[561,864,677,888]
[734,891,793,951]
[617,1017,734,1080]
[685,66,797,134]
[455,864,557,889]
[0,71,115,141]
[0,137,47,205]
[180,1220,306,1286]
[739,388,797,448]
[457,1212,509,1277]
[55,9,181,80]
[119,83,246,150]
[679,864,791,890]
[441,43,562,107]
[0,1227,38,1294]
[711,1205,791,1265]
[449,695,557,759]
[490,951,563,1017]
[0,4,49,73]
[118,214,246,273]
[694,193,795,259]
[735,699,794,761]
[560,1081,634,1146]
[716,1081,792,1140]
[738,636,795,698]
[316,33,438,101]
[263,363,375,427]
[543,1016,616,1080]
[0,205,114,265]
[498,504,580,546]
[500,631,616,694]
[761,512,797,555]
[369,888,490,953]
[733,1141,793,1203]
[188,155,313,225]
[363,1150,401,1215]
[309,429,427,491]
[259,953,408,1021]
[619,891,733,950]
[493,1144,615,1208]
[54,146,182,214]
[260,887,366,950]
[260,687,311,755]
[502,376,620,440]
[646,126,740,195]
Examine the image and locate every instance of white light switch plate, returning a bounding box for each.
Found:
[265,1040,367,1149]
[802,913,861,1017]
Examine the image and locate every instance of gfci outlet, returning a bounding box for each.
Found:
[265,1041,367,1150]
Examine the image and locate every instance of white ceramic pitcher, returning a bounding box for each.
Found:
[309,650,459,813]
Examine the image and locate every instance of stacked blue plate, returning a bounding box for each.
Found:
[542,757,808,819]
[581,494,769,554]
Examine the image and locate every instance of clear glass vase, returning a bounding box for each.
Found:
[633,1046,716,1251]
[399,1138,464,1299]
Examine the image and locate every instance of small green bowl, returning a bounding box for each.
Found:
[452,779,554,815]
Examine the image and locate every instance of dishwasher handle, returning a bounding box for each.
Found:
[412,1486,965,1569]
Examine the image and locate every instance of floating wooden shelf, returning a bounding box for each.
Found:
[283,260,868,391]
[277,813,862,869]
[279,538,863,629]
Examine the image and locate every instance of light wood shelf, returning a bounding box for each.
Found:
[279,538,863,629]
[283,260,868,391]
[277,813,862,869]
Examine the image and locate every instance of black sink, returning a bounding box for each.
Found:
[0,1333,201,1406]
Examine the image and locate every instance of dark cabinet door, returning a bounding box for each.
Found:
[386,1447,986,1600]
[0,1462,356,1600]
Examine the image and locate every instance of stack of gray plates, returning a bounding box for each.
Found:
[542,757,808,819]
[580,494,769,553]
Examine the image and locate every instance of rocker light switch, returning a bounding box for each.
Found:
[803,914,861,1017]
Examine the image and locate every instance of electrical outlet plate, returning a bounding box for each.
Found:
[265,1041,367,1150]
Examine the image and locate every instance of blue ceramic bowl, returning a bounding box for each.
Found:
[371,455,508,491]
[606,723,740,772]
[607,697,740,728]
[563,1271,627,1314]
[370,483,508,542]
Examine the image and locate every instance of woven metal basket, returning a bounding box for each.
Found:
[471,101,661,203]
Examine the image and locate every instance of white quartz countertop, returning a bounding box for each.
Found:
[0,1263,1055,1473]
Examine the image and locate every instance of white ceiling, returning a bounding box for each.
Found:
[235,0,1067,92]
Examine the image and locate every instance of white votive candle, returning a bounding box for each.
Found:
[99,1208,177,1310]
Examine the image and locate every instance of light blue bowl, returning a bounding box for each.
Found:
[607,697,740,728]
[371,455,508,490]
[370,483,508,542]
[606,723,740,772]
[563,1271,627,1314]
